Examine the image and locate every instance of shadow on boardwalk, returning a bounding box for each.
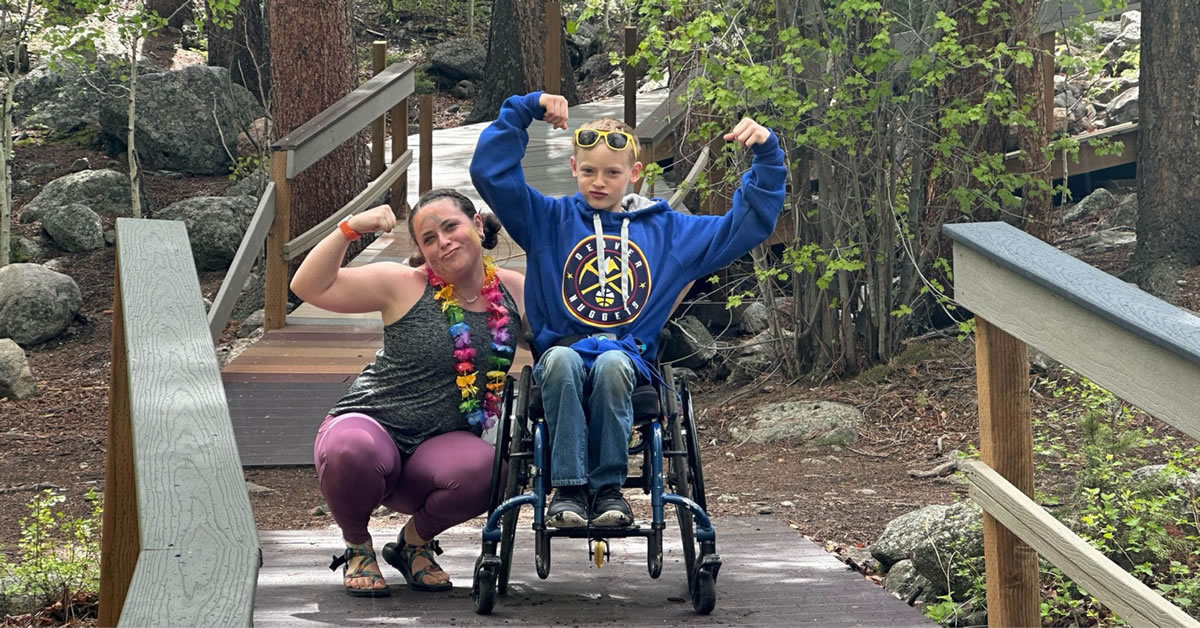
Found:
[256,516,932,627]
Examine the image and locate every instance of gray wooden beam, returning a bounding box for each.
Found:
[946,222,1200,442]
[114,218,259,626]
[274,63,415,179]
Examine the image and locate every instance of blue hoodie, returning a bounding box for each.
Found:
[470,92,787,375]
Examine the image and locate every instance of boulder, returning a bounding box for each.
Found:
[735,301,769,334]
[236,117,271,158]
[1106,86,1139,125]
[428,38,486,81]
[41,204,105,253]
[729,400,862,446]
[869,504,950,570]
[9,236,41,263]
[663,315,717,368]
[910,501,984,598]
[20,170,140,223]
[0,263,82,346]
[154,196,258,271]
[882,559,938,604]
[98,65,264,174]
[0,339,38,400]
[579,53,614,80]
[1059,187,1116,224]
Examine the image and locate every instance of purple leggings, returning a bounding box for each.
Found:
[313,413,495,545]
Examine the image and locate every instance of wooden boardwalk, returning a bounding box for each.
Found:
[255,516,933,627]
[223,91,672,466]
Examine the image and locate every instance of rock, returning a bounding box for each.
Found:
[226,168,268,198]
[238,309,264,338]
[1052,107,1067,132]
[446,104,461,114]
[155,196,259,271]
[670,366,698,385]
[736,301,769,334]
[310,504,329,516]
[451,80,475,99]
[12,179,33,195]
[1059,187,1116,224]
[842,546,879,573]
[883,559,938,604]
[730,400,862,446]
[98,65,264,174]
[566,21,603,68]
[1105,86,1139,125]
[1087,20,1124,48]
[869,504,950,570]
[717,494,739,503]
[0,263,83,346]
[13,63,103,136]
[236,117,271,158]
[1028,347,1060,373]
[104,230,116,246]
[9,236,41,263]
[26,163,57,177]
[663,315,717,368]
[245,481,276,495]
[579,53,614,80]
[427,38,486,81]
[1104,193,1138,229]
[0,339,38,400]
[910,501,984,599]
[1101,17,1141,63]
[20,169,141,223]
[41,204,105,253]
[70,157,90,172]
[1131,464,1200,494]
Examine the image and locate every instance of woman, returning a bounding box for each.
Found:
[291,188,524,597]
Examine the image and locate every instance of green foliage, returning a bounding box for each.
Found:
[0,489,103,619]
[228,154,260,181]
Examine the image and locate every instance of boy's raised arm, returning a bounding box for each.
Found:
[469,92,563,249]
[671,119,788,278]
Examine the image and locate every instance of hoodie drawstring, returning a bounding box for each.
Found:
[592,213,633,314]
[592,213,607,290]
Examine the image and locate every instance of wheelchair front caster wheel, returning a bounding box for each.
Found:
[591,539,608,568]
[472,557,499,615]
[691,567,716,615]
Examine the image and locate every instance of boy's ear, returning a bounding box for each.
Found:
[570,155,579,178]
[630,161,644,183]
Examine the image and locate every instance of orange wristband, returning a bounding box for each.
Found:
[339,220,361,241]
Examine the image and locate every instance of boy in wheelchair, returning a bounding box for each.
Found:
[470,91,786,529]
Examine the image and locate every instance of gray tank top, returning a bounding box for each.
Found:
[329,280,521,455]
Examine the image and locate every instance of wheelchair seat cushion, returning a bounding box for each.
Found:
[528,383,661,423]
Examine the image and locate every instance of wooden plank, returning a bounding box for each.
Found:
[962,459,1199,628]
[208,183,276,341]
[119,548,259,627]
[99,261,139,627]
[1005,122,1139,178]
[1037,0,1142,33]
[974,318,1038,627]
[282,150,412,260]
[946,222,1200,442]
[370,42,387,180]
[625,26,637,126]
[275,63,415,179]
[420,94,433,195]
[264,153,291,331]
[544,1,561,95]
[113,218,259,625]
[391,98,409,217]
[254,517,934,626]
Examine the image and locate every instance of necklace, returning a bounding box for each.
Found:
[461,293,481,304]
[426,256,513,428]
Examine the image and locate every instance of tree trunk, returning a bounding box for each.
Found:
[145,0,190,29]
[1011,5,1051,241]
[1127,1,1200,300]
[1,80,13,266]
[268,1,367,271]
[207,0,270,103]
[468,0,579,123]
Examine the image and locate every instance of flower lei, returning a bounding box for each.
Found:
[426,256,513,429]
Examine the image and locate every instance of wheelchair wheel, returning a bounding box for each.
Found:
[472,553,497,615]
[692,565,716,615]
[681,382,708,512]
[663,365,697,590]
[498,366,533,595]
[488,375,517,513]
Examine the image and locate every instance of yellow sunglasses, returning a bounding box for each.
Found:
[574,128,639,160]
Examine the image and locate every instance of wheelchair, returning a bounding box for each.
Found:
[471,340,721,615]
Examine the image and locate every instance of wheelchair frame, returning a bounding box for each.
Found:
[471,363,722,615]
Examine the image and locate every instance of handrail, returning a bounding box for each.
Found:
[666,145,710,214]
[208,183,276,341]
[282,149,412,260]
[272,62,415,179]
[946,221,1200,627]
[100,218,259,626]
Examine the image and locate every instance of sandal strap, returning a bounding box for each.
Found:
[329,544,378,572]
[400,538,447,574]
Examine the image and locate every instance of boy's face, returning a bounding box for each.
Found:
[570,143,643,212]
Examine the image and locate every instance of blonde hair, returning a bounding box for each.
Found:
[575,118,640,165]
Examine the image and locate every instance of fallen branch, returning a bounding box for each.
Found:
[908,458,959,478]
[0,482,59,495]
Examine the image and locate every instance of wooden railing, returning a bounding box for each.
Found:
[263,57,418,330]
[100,218,259,626]
[946,221,1200,628]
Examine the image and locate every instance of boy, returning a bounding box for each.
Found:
[470,92,786,528]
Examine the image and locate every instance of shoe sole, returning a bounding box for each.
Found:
[591,510,634,527]
[547,511,588,528]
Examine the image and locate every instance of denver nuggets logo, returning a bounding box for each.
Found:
[561,235,651,328]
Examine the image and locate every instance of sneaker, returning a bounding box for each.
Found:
[590,485,633,527]
[546,486,589,528]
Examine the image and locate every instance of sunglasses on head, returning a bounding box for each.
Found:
[574,128,639,160]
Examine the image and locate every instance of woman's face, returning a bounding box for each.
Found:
[412,198,484,281]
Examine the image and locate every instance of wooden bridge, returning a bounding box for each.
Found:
[94,1,1198,625]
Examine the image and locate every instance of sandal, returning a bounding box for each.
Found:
[381,537,453,592]
[329,544,391,598]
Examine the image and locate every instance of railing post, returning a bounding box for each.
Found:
[370,41,387,180]
[419,94,433,196]
[1041,31,1055,133]
[98,261,139,627]
[624,25,637,127]
[391,97,409,217]
[544,0,561,94]
[975,317,1039,627]
[264,152,292,330]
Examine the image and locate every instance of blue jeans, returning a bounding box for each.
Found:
[534,347,635,492]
